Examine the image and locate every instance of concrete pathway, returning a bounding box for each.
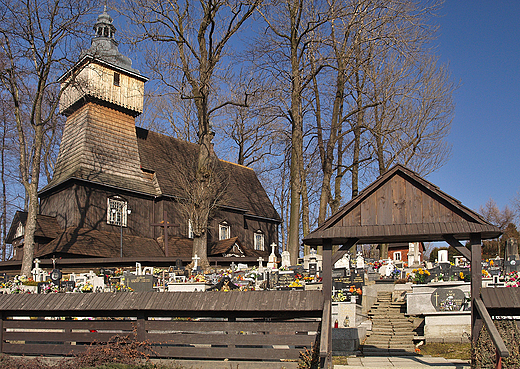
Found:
[335,355,470,368]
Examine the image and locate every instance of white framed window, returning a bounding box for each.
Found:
[393,251,401,261]
[107,197,128,227]
[219,222,230,240]
[254,231,265,251]
[188,219,194,239]
[15,222,24,238]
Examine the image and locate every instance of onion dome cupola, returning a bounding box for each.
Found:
[58,6,148,117]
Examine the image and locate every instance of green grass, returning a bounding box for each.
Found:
[419,342,471,360]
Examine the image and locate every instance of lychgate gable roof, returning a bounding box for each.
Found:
[304,165,501,245]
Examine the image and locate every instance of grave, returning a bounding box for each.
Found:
[125,274,154,292]
[407,282,470,315]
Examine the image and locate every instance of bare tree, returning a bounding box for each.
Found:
[480,198,516,232]
[126,0,260,268]
[253,0,330,264]
[0,0,94,275]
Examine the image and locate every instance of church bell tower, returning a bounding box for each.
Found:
[44,7,156,200]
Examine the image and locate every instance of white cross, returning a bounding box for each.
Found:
[257,257,264,268]
[192,254,200,270]
[34,258,40,269]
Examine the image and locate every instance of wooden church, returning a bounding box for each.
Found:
[5,9,281,271]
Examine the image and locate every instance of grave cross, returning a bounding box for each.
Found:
[192,254,200,270]
[151,210,180,257]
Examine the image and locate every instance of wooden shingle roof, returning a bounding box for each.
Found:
[6,211,62,244]
[136,127,281,221]
[209,237,269,258]
[35,227,165,258]
[304,165,501,245]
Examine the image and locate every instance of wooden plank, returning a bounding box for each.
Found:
[146,332,316,346]
[4,331,132,342]
[3,342,88,356]
[149,345,303,361]
[4,319,134,331]
[376,185,391,226]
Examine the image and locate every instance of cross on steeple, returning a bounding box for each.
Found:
[151,210,179,257]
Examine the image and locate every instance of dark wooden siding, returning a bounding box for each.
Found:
[340,174,467,228]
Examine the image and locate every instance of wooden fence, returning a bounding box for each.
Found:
[0,290,323,362]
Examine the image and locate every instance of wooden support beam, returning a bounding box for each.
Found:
[470,233,482,344]
[443,234,471,261]
[320,238,332,368]
[332,238,359,265]
[474,298,509,358]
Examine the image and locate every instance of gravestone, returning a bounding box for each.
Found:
[505,257,520,274]
[126,274,154,292]
[438,250,449,263]
[349,271,364,290]
[281,250,291,268]
[37,282,51,294]
[430,287,466,311]
[277,271,295,287]
[505,238,519,262]
[50,269,62,286]
[61,280,75,292]
[332,269,346,278]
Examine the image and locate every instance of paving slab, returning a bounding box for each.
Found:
[334,355,471,368]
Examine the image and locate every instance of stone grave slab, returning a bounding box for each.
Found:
[126,275,154,292]
[430,287,466,312]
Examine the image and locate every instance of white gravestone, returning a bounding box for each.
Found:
[356,252,364,269]
[257,257,264,273]
[31,258,46,282]
[438,250,449,263]
[385,259,395,277]
[136,262,142,275]
[281,250,291,268]
[334,253,350,269]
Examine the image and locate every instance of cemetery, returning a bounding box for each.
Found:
[1,240,518,361]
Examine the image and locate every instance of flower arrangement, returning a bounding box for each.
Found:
[40,283,60,293]
[333,291,348,302]
[412,268,430,284]
[505,271,520,287]
[349,285,362,295]
[482,269,491,278]
[288,279,302,288]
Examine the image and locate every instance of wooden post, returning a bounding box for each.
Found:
[470,233,482,343]
[136,312,146,342]
[0,311,3,354]
[320,238,332,368]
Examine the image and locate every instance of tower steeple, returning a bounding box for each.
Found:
[83,6,136,73]
[58,7,147,117]
[46,7,156,196]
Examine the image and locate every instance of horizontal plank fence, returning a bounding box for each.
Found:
[0,290,323,362]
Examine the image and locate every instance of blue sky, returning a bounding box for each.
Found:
[426,1,520,214]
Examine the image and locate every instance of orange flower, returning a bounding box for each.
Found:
[349,286,355,293]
